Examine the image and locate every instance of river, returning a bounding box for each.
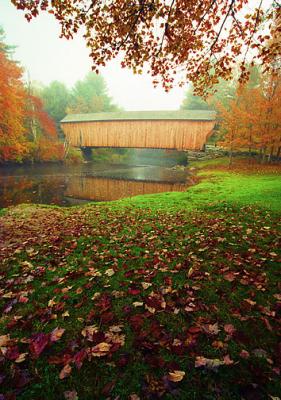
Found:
[0,162,191,208]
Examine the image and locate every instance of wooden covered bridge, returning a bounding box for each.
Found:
[61,110,216,151]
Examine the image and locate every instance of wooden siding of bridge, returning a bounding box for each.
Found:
[65,177,187,202]
[61,120,216,150]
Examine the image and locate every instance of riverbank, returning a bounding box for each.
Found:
[0,158,280,399]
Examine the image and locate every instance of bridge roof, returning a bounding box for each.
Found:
[61,110,216,123]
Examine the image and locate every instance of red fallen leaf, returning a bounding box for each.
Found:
[188,326,201,334]
[128,288,141,295]
[59,364,72,379]
[4,345,20,360]
[29,333,49,358]
[224,324,236,336]
[240,350,250,359]
[129,314,145,331]
[260,317,273,331]
[164,276,172,285]
[19,296,29,303]
[223,354,234,365]
[100,311,114,324]
[224,272,236,282]
[73,349,87,370]
[102,380,116,395]
[50,327,65,342]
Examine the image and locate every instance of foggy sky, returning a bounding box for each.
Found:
[0,1,186,111]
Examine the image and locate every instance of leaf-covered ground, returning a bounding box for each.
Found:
[0,164,281,399]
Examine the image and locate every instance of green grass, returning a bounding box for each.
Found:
[0,160,280,399]
[101,169,281,213]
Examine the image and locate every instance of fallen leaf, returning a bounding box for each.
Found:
[0,335,11,347]
[60,364,72,379]
[224,324,236,336]
[29,333,49,358]
[15,353,28,363]
[167,370,185,382]
[141,282,152,290]
[239,350,250,359]
[133,302,143,307]
[91,342,111,357]
[223,354,234,365]
[195,356,224,370]
[50,327,65,342]
[105,269,115,276]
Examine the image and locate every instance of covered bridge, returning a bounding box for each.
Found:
[61,110,216,151]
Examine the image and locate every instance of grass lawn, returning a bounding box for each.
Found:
[0,158,280,399]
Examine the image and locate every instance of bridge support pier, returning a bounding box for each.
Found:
[81,147,93,161]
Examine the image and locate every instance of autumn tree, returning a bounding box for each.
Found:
[10,0,281,95]
[0,27,64,163]
[0,27,27,162]
[218,71,281,163]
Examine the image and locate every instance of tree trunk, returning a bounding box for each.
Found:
[268,146,274,163]
[262,147,267,164]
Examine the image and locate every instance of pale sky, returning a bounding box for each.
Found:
[0,1,186,110]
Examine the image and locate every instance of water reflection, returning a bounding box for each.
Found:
[66,176,186,202]
[0,163,189,207]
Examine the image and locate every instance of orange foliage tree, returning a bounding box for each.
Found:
[0,29,64,163]
[218,72,281,163]
[0,38,28,162]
